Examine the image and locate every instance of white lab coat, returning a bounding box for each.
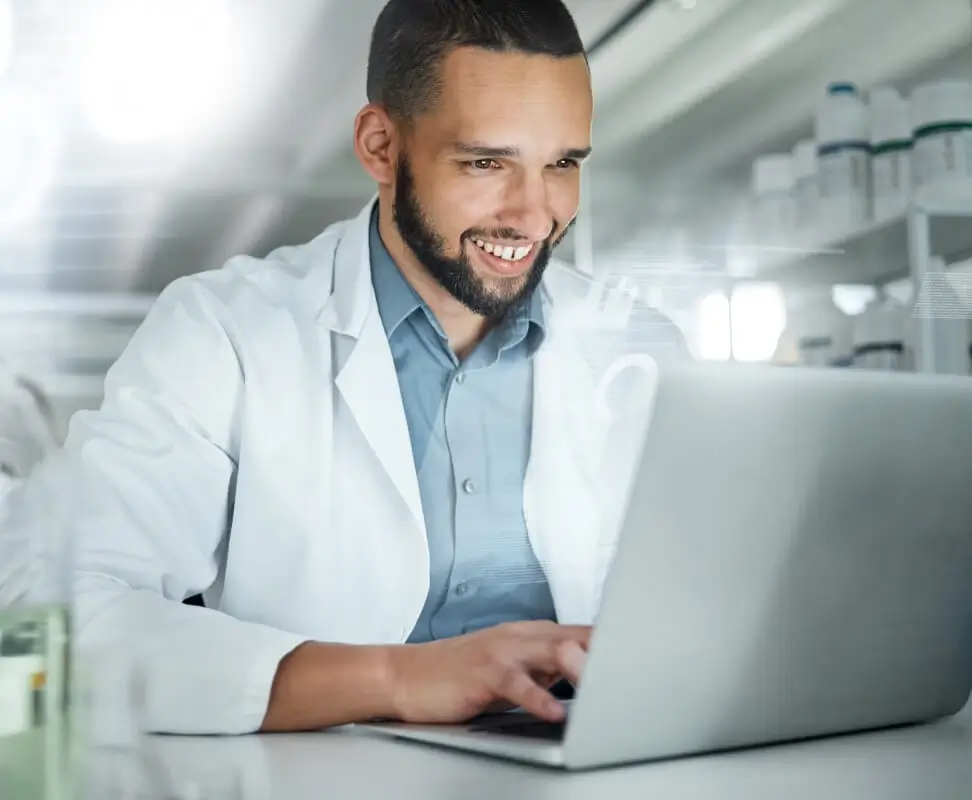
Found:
[0,368,59,607]
[45,199,661,735]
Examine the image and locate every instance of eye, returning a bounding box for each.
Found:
[466,158,500,170]
[553,158,579,170]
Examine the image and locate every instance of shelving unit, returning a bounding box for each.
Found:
[721,187,972,374]
[726,189,972,286]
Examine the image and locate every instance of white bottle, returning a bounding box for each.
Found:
[815,82,870,236]
[773,286,854,367]
[868,86,913,222]
[851,293,914,371]
[910,80,972,192]
[750,153,795,244]
[791,139,820,241]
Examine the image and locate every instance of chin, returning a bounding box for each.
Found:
[478,271,530,298]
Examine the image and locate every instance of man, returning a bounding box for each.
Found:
[30,0,685,735]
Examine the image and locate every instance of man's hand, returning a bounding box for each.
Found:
[387,621,590,724]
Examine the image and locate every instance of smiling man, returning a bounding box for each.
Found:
[16,0,686,736]
[358,13,593,357]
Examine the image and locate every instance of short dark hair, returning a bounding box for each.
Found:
[367,0,587,120]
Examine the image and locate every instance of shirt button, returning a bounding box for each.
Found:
[455,372,466,385]
[462,479,476,494]
[454,583,469,596]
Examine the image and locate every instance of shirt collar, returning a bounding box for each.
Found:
[369,206,546,355]
[369,206,429,339]
[498,283,546,356]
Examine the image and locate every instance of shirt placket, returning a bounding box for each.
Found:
[429,352,489,638]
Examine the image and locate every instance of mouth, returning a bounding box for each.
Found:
[468,237,538,277]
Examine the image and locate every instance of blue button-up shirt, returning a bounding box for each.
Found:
[369,210,557,643]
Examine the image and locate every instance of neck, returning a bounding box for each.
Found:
[377,198,492,358]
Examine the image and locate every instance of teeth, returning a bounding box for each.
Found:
[474,240,534,262]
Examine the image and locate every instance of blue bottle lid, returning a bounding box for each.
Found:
[826,82,859,97]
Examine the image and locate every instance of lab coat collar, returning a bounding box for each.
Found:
[316,196,379,337]
[317,195,428,539]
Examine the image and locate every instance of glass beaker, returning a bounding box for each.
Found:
[0,458,74,800]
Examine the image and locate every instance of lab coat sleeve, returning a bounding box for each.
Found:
[61,275,308,735]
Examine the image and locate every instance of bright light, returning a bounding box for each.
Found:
[697,284,788,361]
[730,283,787,361]
[0,0,12,81]
[832,284,877,315]
[78,0,236,144]
[0,88,60,232]
[698,292,731,360]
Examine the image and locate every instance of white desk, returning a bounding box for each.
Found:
[85,703,972,799]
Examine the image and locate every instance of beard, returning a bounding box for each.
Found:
[392,156,569,319]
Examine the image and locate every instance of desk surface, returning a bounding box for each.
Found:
[86,704,972,799]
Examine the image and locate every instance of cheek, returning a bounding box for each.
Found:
[409,171,474,247]
[429,177,501,240]
[429,195,476,241]
[549,175,581,225]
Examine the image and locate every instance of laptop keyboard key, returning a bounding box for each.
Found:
[468,718,567,740]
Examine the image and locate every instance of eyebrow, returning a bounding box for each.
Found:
[450,141,593,161]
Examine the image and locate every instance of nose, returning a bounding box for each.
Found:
[500,170,555,242]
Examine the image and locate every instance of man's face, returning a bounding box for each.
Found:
[392,47,593,318]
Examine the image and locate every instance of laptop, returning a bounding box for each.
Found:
[357,363,972,770]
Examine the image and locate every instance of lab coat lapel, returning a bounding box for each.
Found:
[318,200,426,540]
[526,284,664,624]
[526,312,609,625]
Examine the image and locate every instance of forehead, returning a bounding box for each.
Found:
[422,46,593,148]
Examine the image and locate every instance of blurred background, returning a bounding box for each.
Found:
[1,0,971,441]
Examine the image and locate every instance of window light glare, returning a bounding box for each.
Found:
[0,0,13,81]
[79,0,236,144]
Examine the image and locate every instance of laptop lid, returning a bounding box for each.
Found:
[563,363,972,769]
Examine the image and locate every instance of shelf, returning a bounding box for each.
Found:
[727,190,972,286]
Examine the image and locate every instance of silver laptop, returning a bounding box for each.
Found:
[358,363,972,770]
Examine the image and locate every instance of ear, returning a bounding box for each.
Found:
[354,104,399,186]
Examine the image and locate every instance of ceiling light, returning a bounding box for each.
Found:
[78,0,236,144]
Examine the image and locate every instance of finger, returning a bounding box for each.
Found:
[514,638,571,678]
[531,671,561,689]
[507,621,592,649]
[556,641,588,686]
[552,625,593,649]
[484,698,517,715]
[498,669,565,722]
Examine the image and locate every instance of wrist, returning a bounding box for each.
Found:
[380,643,410,721]
[318,642,402,722]
[262,641,406,731]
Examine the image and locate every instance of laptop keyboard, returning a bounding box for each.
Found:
[468,715,567,741]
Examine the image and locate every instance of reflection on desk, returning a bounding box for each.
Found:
[84,702,972,800]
